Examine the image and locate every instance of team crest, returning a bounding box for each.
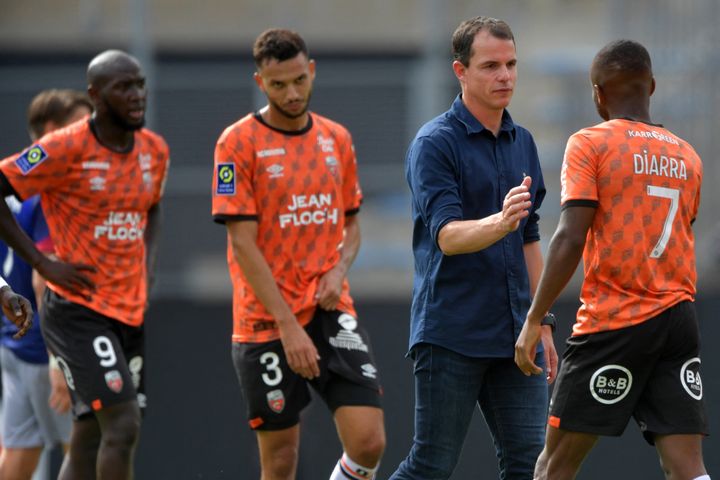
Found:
[15,145,48,174]
[216,163,235,195]
[105,370,124,393]
[266,389,285,413]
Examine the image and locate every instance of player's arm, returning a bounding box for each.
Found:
[226,220,320,379]
[523,240,558,383]
[515,205,595,376]
[316,214,360,311]
[144,202,162,300]
[0,174,95,296]
[438,176,533,255]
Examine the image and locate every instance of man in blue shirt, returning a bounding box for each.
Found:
[0,89,91,480]
[389,16,558,480]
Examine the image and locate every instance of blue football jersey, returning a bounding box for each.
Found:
[0,195,50,364]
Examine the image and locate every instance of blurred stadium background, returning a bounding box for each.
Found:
[1,0,719,478]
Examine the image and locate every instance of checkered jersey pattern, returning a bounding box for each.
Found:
[0,119,170,326]
[561,119,702,335]
[212,113,362,343]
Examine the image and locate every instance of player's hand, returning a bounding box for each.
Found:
[0,286,33,339]
[541,326,558,384]
[278,320,320,379]
[48,363,72,414]
[316,268,344,311]
[35,256,96,299]
[499,176,532,233]
[514,315,544,377]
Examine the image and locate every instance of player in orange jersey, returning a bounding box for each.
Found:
[515,40,709,480]
[0,88,91,480]
[0,50,170,480]
[212,29,385,480]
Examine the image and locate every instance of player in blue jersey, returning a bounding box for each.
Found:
[0,89,92,480]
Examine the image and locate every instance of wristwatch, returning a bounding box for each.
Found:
[540,312,556,332]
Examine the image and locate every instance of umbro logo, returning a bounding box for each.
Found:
[266,164,284,178]
[89,176,106,191]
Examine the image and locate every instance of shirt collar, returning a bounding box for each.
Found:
[451,94,517,140]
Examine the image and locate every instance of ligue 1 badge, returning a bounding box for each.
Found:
[266,389,285,413]
[15,144,48,174]
[105,370,124,393]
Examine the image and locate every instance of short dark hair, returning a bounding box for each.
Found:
[253,28,309,68]
[592,39,652,76]
[27,89,92,140]
[452,16,514,66]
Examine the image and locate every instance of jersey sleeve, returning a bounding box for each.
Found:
[560,132,599,207]
[0,132,74,201]
[212,127,258,223]
[340,131,363,215]
[152,137,171,205]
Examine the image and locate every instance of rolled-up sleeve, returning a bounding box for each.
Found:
[407,136,462,247]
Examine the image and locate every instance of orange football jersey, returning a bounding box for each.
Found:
[212,113,362,343]
[0,119,170,326]
[561,119,702,335]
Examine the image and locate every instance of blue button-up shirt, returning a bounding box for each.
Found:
[406,95,546,358]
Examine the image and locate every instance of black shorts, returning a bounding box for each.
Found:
[549,301,707,444]
[41,289,146,420]
[232,309,382,431]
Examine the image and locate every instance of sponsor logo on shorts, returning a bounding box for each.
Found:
[137,393,147,408]
[589,364,632,405]
[56,356,75,390]
[129,356,143,389]
[15,145,48,174]
[361,363,377,379]
[680,357,702,400]
[266,389,285,413]
[216,163,235,195]
[329,313,369,353]
[105,370,124,393]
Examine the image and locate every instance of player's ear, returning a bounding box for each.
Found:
[649,77,656,96]
[452,60,466,82]
[87,84,99,104]
[253,72,265,92]
[308,59,316,81]
[592,84,604,106]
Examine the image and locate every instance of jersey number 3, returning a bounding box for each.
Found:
[260,352,283,386]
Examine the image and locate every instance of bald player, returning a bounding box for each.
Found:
[0,50,170,479]
[515,40,709,479]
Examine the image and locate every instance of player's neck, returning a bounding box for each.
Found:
[606,104,652,125]
[90,116,135,153]
[260,106,310,132]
